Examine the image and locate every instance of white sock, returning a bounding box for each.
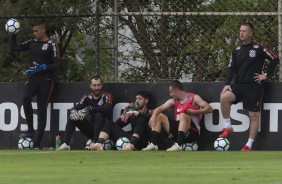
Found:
[223,118,232,129]
[246,138,254,148]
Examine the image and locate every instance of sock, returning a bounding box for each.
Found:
[246,138,254,149]
[130,136,139,147]
[177,131,186,146]
[151,131,160,145]
[223,118,232,129]
[97,138,105,144]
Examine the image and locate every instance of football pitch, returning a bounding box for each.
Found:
[0,150,282,184]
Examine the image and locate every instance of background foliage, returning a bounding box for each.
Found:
[0,0,280,82]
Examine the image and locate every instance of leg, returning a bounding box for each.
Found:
[33,80,54,148]
[21,78,38,137]
[241,83,263,151]
[143,113,169,151]
[248,111,260,140]
[91,112,106,142]
[176,113,190,146]
[123,117,149,150]
[241,111,260,151]
[219,90,236,138]
[220,91,235,119]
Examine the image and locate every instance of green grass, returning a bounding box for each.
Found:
[0,150,282,184]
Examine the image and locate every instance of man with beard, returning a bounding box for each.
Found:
[58,75,113,150]
[90,90,160,151]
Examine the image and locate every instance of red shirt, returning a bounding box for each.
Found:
[174,92,201,131]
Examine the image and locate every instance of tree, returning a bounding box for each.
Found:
[0,0,114,82]
[107,0,279,82]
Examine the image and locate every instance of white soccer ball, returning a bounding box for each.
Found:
[182,142,198,151]
[115,137,129,150]
[102,139,114,150]
[214,138,230,151]
[18,138,33,150]
[5,18,21,34]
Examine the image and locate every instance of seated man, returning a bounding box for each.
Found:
[143,80,213,151]
[58,75,112,150]
[90,91,157,151]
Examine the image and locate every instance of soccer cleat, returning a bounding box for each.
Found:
[241,145,251,151]
[141,143,158,151]
[90,143,103,151]
[122,143,135,151]
[57,143,70,151]
[219,128,233,138]
[166,143,181,152]
[19,132,35,139]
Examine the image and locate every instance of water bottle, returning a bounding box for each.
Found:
[55,134,61,149]
[127,101,139,111]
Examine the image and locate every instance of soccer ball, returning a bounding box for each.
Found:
[5,18,21,34]
[18,138,33,150]
[85,139,94,147]
[214,138,230,151]
[182,142,198,151]
[102,139,114,150]
[115,137,129,150]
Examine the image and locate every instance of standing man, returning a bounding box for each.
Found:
[219,22,279,151]
[10,21,61,149]
[144,80,213,151]
[58,75,113,150]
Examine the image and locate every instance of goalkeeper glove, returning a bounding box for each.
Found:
[27,63,46,75]
[69,107,90,121]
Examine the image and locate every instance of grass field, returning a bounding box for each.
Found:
[0,150,282,184]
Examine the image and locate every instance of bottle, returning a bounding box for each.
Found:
[55,134,61,149]
[127,101,139,111]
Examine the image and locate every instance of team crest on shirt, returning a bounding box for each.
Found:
[253,45,259,49]
[98,99,104,106]
[236,46,241,50]
[42,43,48,50]
[249,50,256,58]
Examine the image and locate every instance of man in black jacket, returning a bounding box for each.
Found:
[219,22,279,151]
[11,21,61,148]
[58,75,113,150]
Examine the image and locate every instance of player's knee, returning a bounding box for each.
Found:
[220,92,235,104]
[178,113,189,122]
[94,112,105,120]
[249,112,259,122]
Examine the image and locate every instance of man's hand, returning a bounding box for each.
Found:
[254,72,267,83]
[126,111,139,116]
[220,85,232,95]
[186,109,198,115]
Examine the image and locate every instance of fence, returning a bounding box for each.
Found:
[0,0,281,82]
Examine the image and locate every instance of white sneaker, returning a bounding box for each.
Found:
[142,143,158,151]
[166,143,181,152]
[57,143,70,150]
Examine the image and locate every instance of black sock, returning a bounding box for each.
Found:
[97,138,105,144]
[177,131,186,146]
[130,136,139,146]
[151,131,160,145]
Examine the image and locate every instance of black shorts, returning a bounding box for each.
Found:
[168,118,200,143]
[230,82,263,112]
